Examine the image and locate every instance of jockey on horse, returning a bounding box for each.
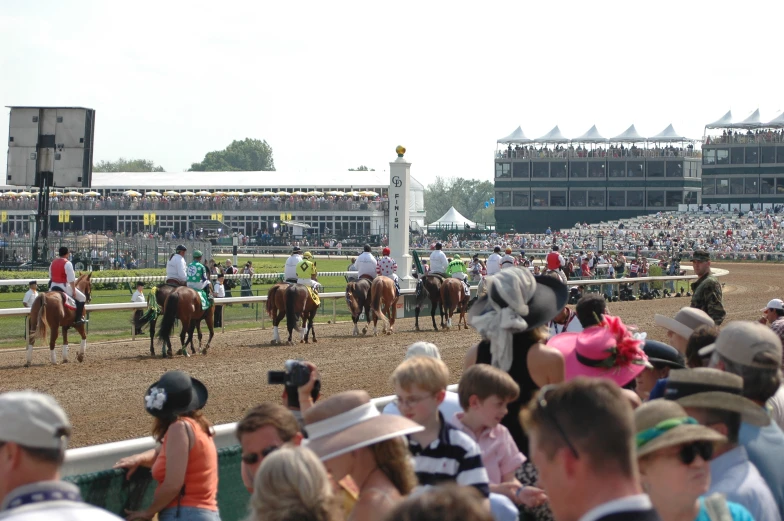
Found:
[187,250,213,304]
[165,244,188,287]
[544,245,567,284]
[284,246,303,283]
[355,244,377,281]
[446,254,471,298]
[296,251,321,296]
[49,246,88,325]
[416,242,447,298]
[377,247,400,297]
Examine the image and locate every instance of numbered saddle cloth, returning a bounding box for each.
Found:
[60,292,76,310]
[196,289,211,311]
[307,286,320,307]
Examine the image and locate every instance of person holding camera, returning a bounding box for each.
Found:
[223,260,237,299]
[268,360,321,430]
[241,261,254,308]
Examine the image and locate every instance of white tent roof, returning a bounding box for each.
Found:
[706,110,733,129]
[497,126,531,144]
[535,126,569,144]
[648,124,687,142]
[733,109,761,129]
[610,124,645,143]
[572,125,608,143]
[427,206,476,228]
[766,112,784,129]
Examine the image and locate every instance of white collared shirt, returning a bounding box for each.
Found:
[577,494,653,521]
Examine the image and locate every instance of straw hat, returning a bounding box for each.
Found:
[635,400,726,458]
[303,391,423,461]
[654,307,714,339]
[664,368,770,427]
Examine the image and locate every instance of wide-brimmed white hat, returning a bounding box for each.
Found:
[303,390,423,461]
[654,307,714,339]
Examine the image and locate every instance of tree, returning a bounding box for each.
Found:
[190,138,275,172]
[424,177,495,226]
[349,165,375,171]
[93,158,165,172]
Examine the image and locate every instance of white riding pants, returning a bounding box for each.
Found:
[51,283,85,302]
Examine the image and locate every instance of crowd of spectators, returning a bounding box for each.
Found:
[497,143,697,160]
[705,129,784,145]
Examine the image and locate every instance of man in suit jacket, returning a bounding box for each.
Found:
[521,379,661,521]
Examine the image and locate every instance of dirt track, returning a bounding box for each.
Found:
[0,262,774,448]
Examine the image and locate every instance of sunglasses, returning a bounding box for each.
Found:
[677,441,714,465]
[241,445,280,465]
[536,384,580,460]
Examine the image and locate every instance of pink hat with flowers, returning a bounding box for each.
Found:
[547,315,651,387]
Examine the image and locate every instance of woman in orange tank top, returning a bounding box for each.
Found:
[114,370,220,521]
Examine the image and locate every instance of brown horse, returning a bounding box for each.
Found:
[440,278,469,330]
[345,278,372,336]
[370,276,398,336]
[133,283,178,357]
[26,273,92,366]
[265,282,289,344]
[414,274,444,331]
[284,284,319,345]
[157,287,215,357]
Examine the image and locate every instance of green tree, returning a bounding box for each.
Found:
[93,158,165,172]
[190,138,275,171]
[349,165,375,171]
[424,177,495,225]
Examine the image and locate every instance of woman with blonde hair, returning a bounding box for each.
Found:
[303,390,423,521]
[248,446,342,521]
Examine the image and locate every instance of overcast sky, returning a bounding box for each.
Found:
[1,0,782,187]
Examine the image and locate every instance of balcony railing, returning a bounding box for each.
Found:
[0,198,388,212]
[495,147,700,160]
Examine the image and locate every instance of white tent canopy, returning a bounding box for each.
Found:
[733,109,761,129]
[610,124,645,143]
[648,124,687,142]
[535,126,569,144]
[427,206,476,228]
[572,125,608,143]
[497,126,531,144]
[766,112,784,129]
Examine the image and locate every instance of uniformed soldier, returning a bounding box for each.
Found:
[689,250,725,325]
[297,251,321,292]
[446,254,471,297]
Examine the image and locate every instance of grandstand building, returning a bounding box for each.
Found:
[701,110,784,208]
[0,171,427,239]
[493,124,703,232]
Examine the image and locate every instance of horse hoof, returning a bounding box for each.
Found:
[312,338,317,343]
[77,353,84,362]
[62,359,69,364]
[24,362,30,368]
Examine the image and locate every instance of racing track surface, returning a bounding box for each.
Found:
[0,262,774,448]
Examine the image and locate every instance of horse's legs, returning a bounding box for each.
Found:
[272,309,284,344]
[61,326,69,363]
[430,300,439,331]
[203,312,214,355]
[300,315,308,343]
[309,312,317,343]
[149,318,157,357]
[389,299,397,334]
[352,316,359,336]
[75,325,87,362]
[194,321,202,354]
[49,326,58,365]
[414,304,421,331]
[362,302,370,335]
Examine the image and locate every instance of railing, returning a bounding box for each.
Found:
[0,199,388,212]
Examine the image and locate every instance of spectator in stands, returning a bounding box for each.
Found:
[548,305,583,337]
[131,282,146,335]
[689,251,726,325]
[247,446,341,521]
[303,390,420,521]
[279,361,321,430]
[684,325,720,368]
[520,379,659,521]
[236,403,302,493]
[760,299,784,358]
[113,370,219,521]
[575,293,607,328]
[635,340,684,401]
[700,322,784,511]
[22,280,37,308]
[0,390,122,521]
[383,342,462,419]
[633,400,753,521]
[654,307,715,355]
[664,368,779,521]
[383,485,493,521]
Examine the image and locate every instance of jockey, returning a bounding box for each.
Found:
[486,246,502,276]
[499,247,516,269]
[186,251,212,303]
[296,251,321,292]
[49,246,87,324]
[428,242,448,275]
[377,247,399,296]
[284,246,303,283]
[355,244,377,280]
[165,244,188,286]
[446,254,471,297]
[546,245,566,281]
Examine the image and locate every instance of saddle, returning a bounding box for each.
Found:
[359,274,374,281]
[49,287,76,310]
[424,273,445,281]
[305,286,320,307]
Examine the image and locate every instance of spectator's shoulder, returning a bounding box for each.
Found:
[446,424,481,454]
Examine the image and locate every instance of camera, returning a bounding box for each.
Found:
[268,359,311,388]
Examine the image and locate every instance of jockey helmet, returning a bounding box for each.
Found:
[435,242,443,250]
[175,244,187,252]
[552,245,559,251]
[363,244,371,252]
[58,246,69,256]
[193,250,203,259]
[382,247,391,256]
[292,246,302,253]
[454,254,461,260]
[505,247,512,254]
[303,252,313,259]
[493,246,501,253]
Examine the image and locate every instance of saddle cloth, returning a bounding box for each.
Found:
[306,286,320,307]
[195,289,211,311]
[49,287,76,310]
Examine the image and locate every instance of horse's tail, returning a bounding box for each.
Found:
[285,286,301,334]
[156,291,180,346]
[32,293,48,342]
[133,303,156,329]
[345,282,359,315]
[443,280,454,312]
[372,280,390,329]
[266,285,279,318]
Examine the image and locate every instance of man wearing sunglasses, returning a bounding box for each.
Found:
[520,379,661,521]
[665,367,779,521]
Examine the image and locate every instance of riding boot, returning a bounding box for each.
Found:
[394,279,400,297]
[415,279,422,298]
[463,280,470,297]
[73,301,87,324]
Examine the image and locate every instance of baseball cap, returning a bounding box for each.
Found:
[0,391,72,450]
[761,299,784,312]
[699,321,783,369]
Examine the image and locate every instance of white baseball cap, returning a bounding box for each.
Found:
[0,391,71,451]
[761,299,784,312]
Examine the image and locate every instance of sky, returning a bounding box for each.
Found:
[1,0,783,188]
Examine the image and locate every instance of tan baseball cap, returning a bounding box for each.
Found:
[0,391,72,450]
[699,321,782,369]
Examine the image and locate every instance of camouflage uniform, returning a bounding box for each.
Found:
[690,271,725,325]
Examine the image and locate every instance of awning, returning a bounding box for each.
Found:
[705,110,733,129]
[610,124,645,143]
[535,126,569,144]
[497,126,531,144]
[648,124,687,142]
[281,220,313,229]
[572,125,608,143]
